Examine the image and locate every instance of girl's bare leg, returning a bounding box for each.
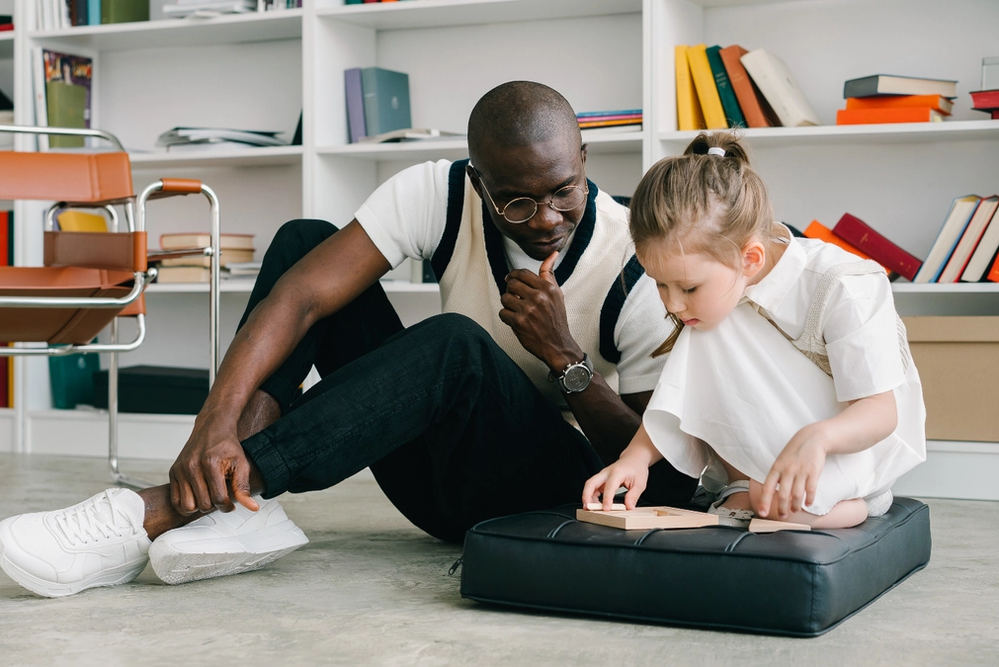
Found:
[747,481,868,528]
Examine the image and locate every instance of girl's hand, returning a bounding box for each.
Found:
[582,456,650,511]
[757,423,829,520]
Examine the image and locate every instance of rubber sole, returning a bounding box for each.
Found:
[0,538,147,598]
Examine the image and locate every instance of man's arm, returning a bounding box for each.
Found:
[500,253,651,464]
[169,220,391,515]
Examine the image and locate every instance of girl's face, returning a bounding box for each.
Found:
[639,239,763,331]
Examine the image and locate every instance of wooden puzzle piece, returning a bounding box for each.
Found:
[583,503,627,511]
[576,505,719,530]
[747,517,811,533]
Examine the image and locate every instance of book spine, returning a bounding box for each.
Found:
[845,95,952,114]
[988,250,999,283]
[674,45,705,132]
[576,109,642,118]
[344,67,366,143]
[686,44,727,130]
[88,0,101,27]
[832,213,923,281]
[705,45,746,128]
[718,45,770,129]
[836,107,942,125]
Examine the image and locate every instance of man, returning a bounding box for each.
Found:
[0,81,696,598]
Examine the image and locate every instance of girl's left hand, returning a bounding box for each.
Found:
[757,424,828,520]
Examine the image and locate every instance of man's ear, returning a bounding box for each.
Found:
[581,143,588,166]
[742,240,766,278]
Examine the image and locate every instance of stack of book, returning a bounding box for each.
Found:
[152,232,256,283]
[163,0,256,18]
[913,194,999,284]
[576,109,642,134]
[156,127,288,152]
[969,89,999,120]
[804,214,921,281]
[835,75,957,125]
[675,44,817,131]
[35,0,150,30]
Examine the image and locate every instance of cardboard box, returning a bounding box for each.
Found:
[93,365,209,415]
[903,316,999,442]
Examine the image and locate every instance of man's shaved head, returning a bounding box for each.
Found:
[467,81,581,172]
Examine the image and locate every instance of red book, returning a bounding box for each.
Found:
[802,220,886,270]
[836,107,944,125]
[831,213,923,281]
[969,89,999,109]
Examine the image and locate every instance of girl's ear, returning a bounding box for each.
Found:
[742,240,766,278]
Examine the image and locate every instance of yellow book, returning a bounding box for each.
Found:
[57,210,108,232]
[674,45,706,131]
[686,44,727,130]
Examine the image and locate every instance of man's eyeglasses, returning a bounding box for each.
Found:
[473,168,588,225]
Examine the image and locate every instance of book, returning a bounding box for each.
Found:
[740,48,820,127]
[843,74,957,99]
[158,248,255,267]
[160,232,255,250]
[674,45,706,131]
[845,94,953,115]
[686,44,727,129]
[102,0,150,23]
[576,109,642,118]
[40,50,94,150]
[835,107,945,125]
[577,118,642,129]
[57,210,108,232]
[156,127,287,148]
[988,251,999,283]
[49,351,99,409]
[938,196,999,283]
[345,67,366,142]
[361,67,411,137]
[912,195,982,283]
[705,45,746,128]
[831,213,922,281]
[356,127,463,144]
[718,44,780,129]
[969,89,999,110]
[89,0,102,27]
[802,220,887,272]
[961,200,999,282]
[155,265,214,283]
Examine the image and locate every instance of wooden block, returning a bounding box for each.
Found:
[583,502,627,511]
[576,506,719,530]
[748,518,812,533]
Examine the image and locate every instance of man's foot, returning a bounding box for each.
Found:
[0,488,150,598]
[148,497,308,585]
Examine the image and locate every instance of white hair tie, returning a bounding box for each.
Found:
[707,147,726,157]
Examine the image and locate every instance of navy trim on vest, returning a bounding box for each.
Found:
[481,179,600,294]
[431,159,469,281]
[599,254,646,364]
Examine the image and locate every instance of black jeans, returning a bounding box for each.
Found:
[239,219,695,543]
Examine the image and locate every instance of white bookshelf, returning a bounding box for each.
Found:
[4,0,998,498]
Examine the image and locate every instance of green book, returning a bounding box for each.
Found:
[705,45,746,129]
[102,0,149,24]
[49,350,99,409]
[361,67,411,137]
[45,81,87,148]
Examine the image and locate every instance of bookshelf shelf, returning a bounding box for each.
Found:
[891,283,999,295]
[130,145,303,170]
[659,121,999,151]
[316,0,641,30]
[29,11,303,51]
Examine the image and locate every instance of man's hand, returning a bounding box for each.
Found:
[500,252,578,367]
[757,423,828,520]
[168,415,260,516]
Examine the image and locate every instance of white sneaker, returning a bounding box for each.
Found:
[148,497,308,585]
[0,488,150,598]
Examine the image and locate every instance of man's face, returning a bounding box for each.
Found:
[468,138,588,262]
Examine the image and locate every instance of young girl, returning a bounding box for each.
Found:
[583,132,926,529]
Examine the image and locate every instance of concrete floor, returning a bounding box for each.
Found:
[0,453,997,666]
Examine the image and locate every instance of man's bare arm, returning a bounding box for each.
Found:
[169,220,391,514]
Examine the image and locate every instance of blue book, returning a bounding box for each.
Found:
[88,0,101,26]
[361,67,411,137]
[344,67,366,143]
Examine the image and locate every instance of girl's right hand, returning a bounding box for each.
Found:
[582,427,661,510]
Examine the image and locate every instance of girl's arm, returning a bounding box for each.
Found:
[757,390,898,520]
[582,423,664,511]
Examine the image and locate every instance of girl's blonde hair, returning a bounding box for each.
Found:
[630,131,777,355]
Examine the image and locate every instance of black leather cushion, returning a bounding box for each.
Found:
[460,498,930,637]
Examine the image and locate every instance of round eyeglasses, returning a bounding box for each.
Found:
[475,172,589,224]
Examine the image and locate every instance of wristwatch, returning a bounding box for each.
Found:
[549,354,594,394]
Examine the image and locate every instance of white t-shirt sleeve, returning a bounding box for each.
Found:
[353,160,453,269]
[614,273,673,395]
[823,272,905,402]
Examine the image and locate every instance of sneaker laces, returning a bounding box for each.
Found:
[53,490,142,546]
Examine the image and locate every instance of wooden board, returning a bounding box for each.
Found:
[748,518,812,533]
[576,506,719,530]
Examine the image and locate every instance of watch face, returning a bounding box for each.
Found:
[563,365,591,392]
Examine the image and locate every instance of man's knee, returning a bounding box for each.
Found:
[412,313,497,355]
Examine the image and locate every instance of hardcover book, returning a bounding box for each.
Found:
[41,50,93,149]
[802,220,887,272]
[939,196,999,283]
[740,48,820,127]
[160,232,255,250]
[961,199,999,282]
[843,74,957,99]
[344,67,366,143]
[835,107,944,125]
[718,44,780,129]
[969,89,999,110]
[674,46,706,131]
[705,45,746,128]
[685,44,727,130]
[913,195,982,283]
[361,67,411,137]
[831,213,922,281]
[845,94,953,115]
[102,0,149,24]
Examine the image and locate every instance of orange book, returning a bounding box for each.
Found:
[845,94,953,115]
[836,107,944,125]
[803,220,888,272]
[718,44,780,128]
[988,251,999,283]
